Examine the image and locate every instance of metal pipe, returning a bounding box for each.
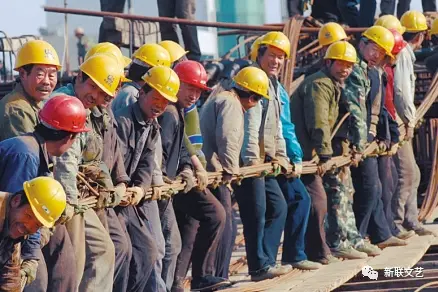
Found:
[43,6,282,31]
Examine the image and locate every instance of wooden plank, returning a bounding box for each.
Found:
[367,235,434,270]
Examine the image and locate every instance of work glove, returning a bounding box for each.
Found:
[222,172,234,192]
[108,183,126,207]
[316,155,330,176]
[57,203,75,225]
[288,162,303,178]
[388,143,399,156]
[77,196,98,211]
[378,141,388,153]
[270,162,282,177]
[405,126,415,141]
[39,227,53,248]
[20,260,38,285]
[178,167,196,193]
[195,167,208,191]
[350,148,363,168]
[126,186,145,206]
[163,176,174,184]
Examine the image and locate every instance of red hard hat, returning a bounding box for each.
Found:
[389,28,407,55]
[39,94,91,133]
[173,60,211,91]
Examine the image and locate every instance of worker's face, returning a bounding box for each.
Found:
[327,59,354,83]
[259,46,286,78]
[360,40,386,67]
[177,82,202,109]
[139,89,169,120]
[75,73,110,109]
[94,82,121,108]
[8,194,43,239]
[19,65,58,102]
[240,94,263,111]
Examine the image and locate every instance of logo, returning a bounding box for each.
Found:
[104,75,115,87]
[42,205,50,215]
[362,265,378,280]
[44,49,55,61]
[325,32,332,39]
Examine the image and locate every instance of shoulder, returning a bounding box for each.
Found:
[0,136,39,158]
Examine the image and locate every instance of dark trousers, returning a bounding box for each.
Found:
[173,188,225,279]
[311,0,343,23]
[116,205,158,292]
[99,0,127,42]
[235,177,287,275]
[211,185,237,278]
[277,176,310,263]
[359,0,377,27]
[337,0,360,27]
[107,208,132,292]
[351,157,392,244]
[25,225,77,292]
[157,0,202,61]
[301,174,330,260]
[380,0,396,15]
[397,0,437,18]
[287,0,303,17]
[378,156,400,237]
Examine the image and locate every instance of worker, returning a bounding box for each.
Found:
[394,11,436,236]
[375,15,407,35]
[396,0,436,19]
[306,22,348,76]
[98,0,127,42]
[342,25,406,249]
[0,177,66,291]
[292,41,355,264]
[112,43,171,111]
[0,94,90,291]
[311,0,343,24]
[287,0,312,17]
[249,36,264,62]
[157,0,202,61]
[75,27,93,66]
[159,40,189,65]
[0,40,78,292]
[51,53,125,292]
[200,66,270,278]
[114,66,181,292]
[237,31,291,280]
[156,60,228,292]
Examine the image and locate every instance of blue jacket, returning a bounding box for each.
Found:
[0,133,51,261]
[278,83,303,163]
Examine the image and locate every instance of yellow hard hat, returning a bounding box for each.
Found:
[233,67,270,99]
[250,36,264,62]
[84,42,131,68]
[318,22,348,47]
[23,177,67,228]
[400,10,428,33]
[324,41,357,63]
[80,53,123,97]
[159,40,188,63]
[429,18,438,36]
[133,43,172,68]
[362,26,395,58]
[260,31,291,58]
[142,66,180,103]
[14,40,61,71]
[375,15,406,35]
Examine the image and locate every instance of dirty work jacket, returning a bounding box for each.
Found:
[102,106,130,185]
[0,83,43,142]
[200,89,244,175]
[241,76,289,169]
[0,192,22,282]
[114,102,159,193]
[394,44,417,129]
[0,133,51,261]
[291,69,342,161]
[278,82,303,164]
[112,82,141,112]
[52,84,107,205]
[337,57,369,152]
[158,103,193,180]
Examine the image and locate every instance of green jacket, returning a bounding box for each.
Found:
[0,83,42,142]
[291,69,342,161]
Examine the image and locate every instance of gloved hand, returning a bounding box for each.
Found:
[195,167,208,191]
[269,162,282,177]
[222,172,233,192]
[39,227,53,248]
[350,149,363,168]
[57,203,76,225]
[178,167,196,193]
[388,143,399,155]
[110,183,126,207]
[378,141,388,153]
[126,186,145,205]
[405,126,415,141]
[163,176,174,184]
[77,196,98,212]
[20,259,38,285]
[316,155,330,176]
[292,162,303,178]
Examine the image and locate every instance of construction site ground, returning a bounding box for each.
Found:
[183,211,438,292]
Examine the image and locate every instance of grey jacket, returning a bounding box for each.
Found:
[241,78,289,169]
[114,102,159,193]
[200,89,244,175]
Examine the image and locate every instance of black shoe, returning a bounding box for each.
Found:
[191,275,232,291]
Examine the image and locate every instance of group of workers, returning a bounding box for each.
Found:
[0,7,437,292]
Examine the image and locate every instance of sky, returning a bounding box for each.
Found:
[0,0,425,37]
